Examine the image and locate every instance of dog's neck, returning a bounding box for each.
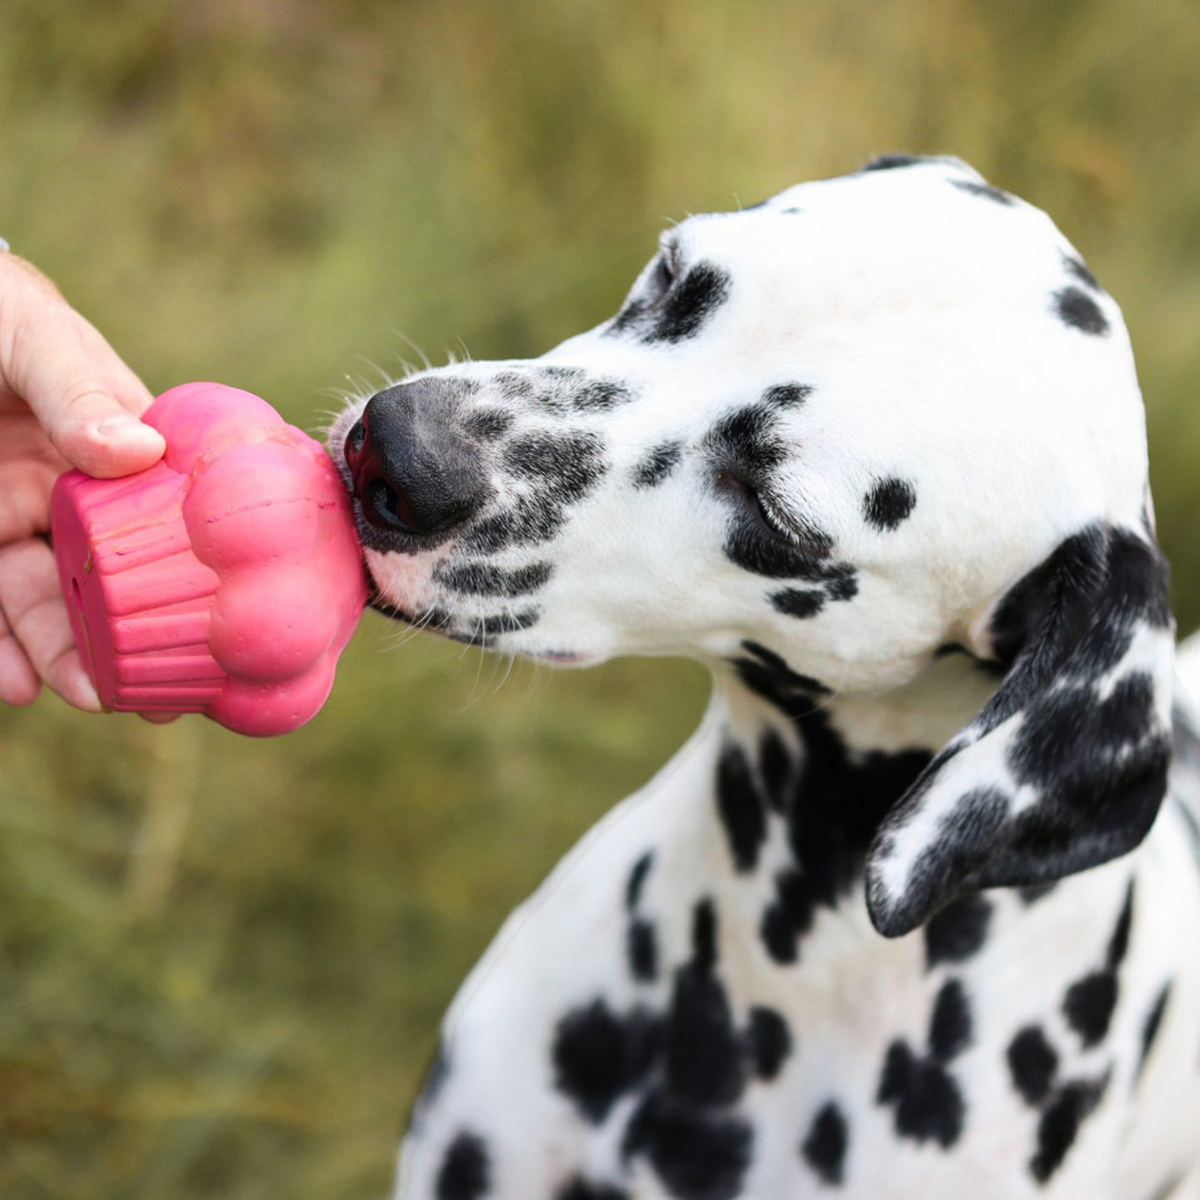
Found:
[700,646,1001,959]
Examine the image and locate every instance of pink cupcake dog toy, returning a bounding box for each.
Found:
[50,383,368,736]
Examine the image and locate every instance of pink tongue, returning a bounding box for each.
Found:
[50,382,368,736]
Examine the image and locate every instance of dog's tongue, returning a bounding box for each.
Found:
[50,382,368,736]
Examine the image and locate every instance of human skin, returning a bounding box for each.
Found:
[0,250,164,711]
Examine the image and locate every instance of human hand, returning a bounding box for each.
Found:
[0,248,164,710]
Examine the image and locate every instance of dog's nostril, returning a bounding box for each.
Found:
[365,478,417,532]
[346,418,366,457]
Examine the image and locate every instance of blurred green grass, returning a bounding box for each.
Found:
[3,1,1200,1196]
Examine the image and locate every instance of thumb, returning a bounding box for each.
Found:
[0,254,164,478]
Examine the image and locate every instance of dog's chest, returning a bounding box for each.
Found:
[396,732,1200,1200]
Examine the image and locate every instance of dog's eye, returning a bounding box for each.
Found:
[648,242,682,302]
[715,471,792,541]
[651,255,676,297]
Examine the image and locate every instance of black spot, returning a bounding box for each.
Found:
[622,1093,752,1200]
[503,430,607,497]
[1063,972,1118,1048]
[1019,882,1058,905]
[863,478,917,531]
[645,262,732,343]
[1031,1074,1109,1183]
[950,178,1015,205]
[730,640,831,705]
[928,980,972,1062]
[436,1131,490,1200]
[722,518,839,581]
[552,999,661,1124]
[1107,881,1135,969]
[633,440,684,489]
[1008,1026,1059,1106]
[1064,255,1101,292]
[1137,982,1172,1079]
[626,851,654,911]
[715,742,768,873]
[690,898,719,972]
[608,298,648,338]
[924,895,993,970]
[435,560,553,598]
[555,1179,630,1200]
[1054,286,1109,335]
[861,154,925,171]
[463,408,514,440]
[771,587,826,619]
[474,608,541,637]
[707,405,788,477]
[876,1039,965,1149]
[763,383,812,409]
[759,707,932,963]
[801,1101,849,1185]
[758,727,793,813]
[574,379,634,412]
[628,919,659,982]
[661,902,747,1111]
[467,431,607,551]
[745,1006,792,1080]
[821,563,859,601]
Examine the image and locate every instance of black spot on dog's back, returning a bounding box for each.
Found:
[928,980,973,1062]
[1054,286,1109,336]
[622,1094,752,1200]
[627,918,659,983]
[646,262,732,344]
[745,1006,792,1081]
[801,1101,849,1185]
[1137,982,1172,1079]
[552,999,661,1124]
[626,851,654,911]
[1008,1026,1059,1107]
[924,895,993,970]
[715,742,768,873]
[864,478,917,530]
[556,1179,630,1200]
[1031,1074,1109,1183]
[876,1039,965,1149]
[436,1131,490,1200]
[1063,972,1118,1048]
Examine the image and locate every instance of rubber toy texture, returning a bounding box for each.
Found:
[50,382,367,736]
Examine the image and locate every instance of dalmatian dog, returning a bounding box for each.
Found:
[329,155,1200,1199]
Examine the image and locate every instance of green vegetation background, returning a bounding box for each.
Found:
[2,2,1200,1196]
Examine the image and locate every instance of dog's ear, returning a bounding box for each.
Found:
[865,523,1174,938]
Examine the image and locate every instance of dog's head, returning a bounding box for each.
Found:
[330,155,1173,935]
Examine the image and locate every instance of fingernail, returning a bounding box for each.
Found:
[95,414,164,446]
[65,665,102,712]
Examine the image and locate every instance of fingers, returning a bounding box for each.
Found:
[0,253,163,478]
[0,538,101,711]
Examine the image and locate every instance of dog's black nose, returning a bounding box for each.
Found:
[345,380,489,538]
